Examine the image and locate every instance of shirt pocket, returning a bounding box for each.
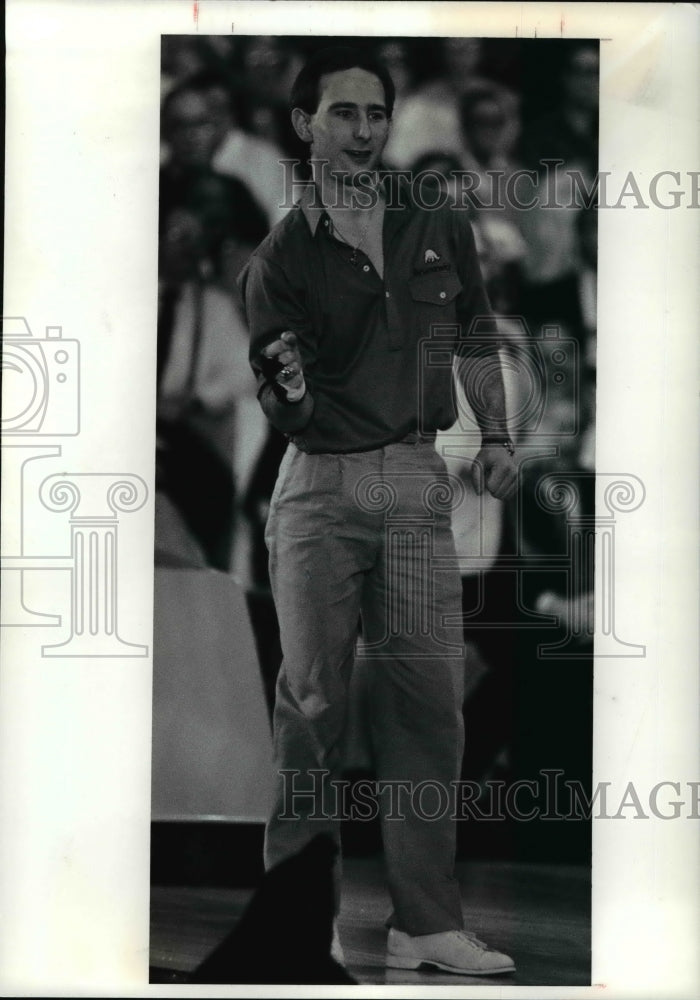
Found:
[408,271,463,306]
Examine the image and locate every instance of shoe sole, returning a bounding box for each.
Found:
[386,954,515,975]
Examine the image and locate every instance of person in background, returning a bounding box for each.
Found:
[373,38,417,115]
[522,42,599,183]
[574,204,598,354]
[185,69,299,229]
[155,197,255,571]
[384,38,520,171]
[160,36,212,100]
[177,170,269,295]
[517,43,599,336]
[160,74,270,228]
[504,342,595,860]
[457,82,523,225]
[240,36,305,115]
[161,74,224,173]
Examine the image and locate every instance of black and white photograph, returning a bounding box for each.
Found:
[1,3,698,998]
[151,32,598,987]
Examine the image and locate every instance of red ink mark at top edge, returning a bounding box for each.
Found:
[193,2,199,28]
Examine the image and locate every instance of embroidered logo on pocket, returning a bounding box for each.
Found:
[424,249,441,264]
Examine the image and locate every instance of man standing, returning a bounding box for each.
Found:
[240,46,517,976]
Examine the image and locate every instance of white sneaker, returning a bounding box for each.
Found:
[386,927,515,976]
[331,921,345,966]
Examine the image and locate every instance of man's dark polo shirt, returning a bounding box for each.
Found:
[239,177,497,454]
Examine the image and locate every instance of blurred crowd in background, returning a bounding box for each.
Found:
[155,36,599,839]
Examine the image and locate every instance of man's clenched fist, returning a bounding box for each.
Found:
[471,444,518,501]
[261,331,306,401]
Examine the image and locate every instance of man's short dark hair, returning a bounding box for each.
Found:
[290,46,396,118]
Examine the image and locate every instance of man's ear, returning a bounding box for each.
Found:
[291,107,313,144]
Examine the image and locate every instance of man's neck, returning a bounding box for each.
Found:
[311,162,383,216]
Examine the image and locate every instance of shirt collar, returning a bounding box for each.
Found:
[297,181,326,236]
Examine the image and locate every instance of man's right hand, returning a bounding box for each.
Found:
[261,331,305,398]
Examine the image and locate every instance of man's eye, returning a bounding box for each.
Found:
[336,109,354,119]
[369,113,386,122]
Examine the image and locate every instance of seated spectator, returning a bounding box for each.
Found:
[181,170,269,297]
[161,72,276,228]
[460,83,521,169]
[155,200,257,571]
[161,74,224,173]
[512,355,596,642]
[196,69,299,227]
[457,83,523,218]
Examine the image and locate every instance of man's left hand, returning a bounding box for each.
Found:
[471,445,518,500]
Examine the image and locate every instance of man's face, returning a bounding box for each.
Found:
[301,67,390,185]
[465,99,507,161]
[166,91,219,168]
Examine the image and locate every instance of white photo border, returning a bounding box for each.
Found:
[2,2,699,997]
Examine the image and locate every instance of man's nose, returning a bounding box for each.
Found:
[354,113,371,140]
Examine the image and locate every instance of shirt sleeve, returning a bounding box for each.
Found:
[452,211,501,350]
[238,250,315,435]
[451,211,510,438]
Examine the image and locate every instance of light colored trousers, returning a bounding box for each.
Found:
[264,439,466,935]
